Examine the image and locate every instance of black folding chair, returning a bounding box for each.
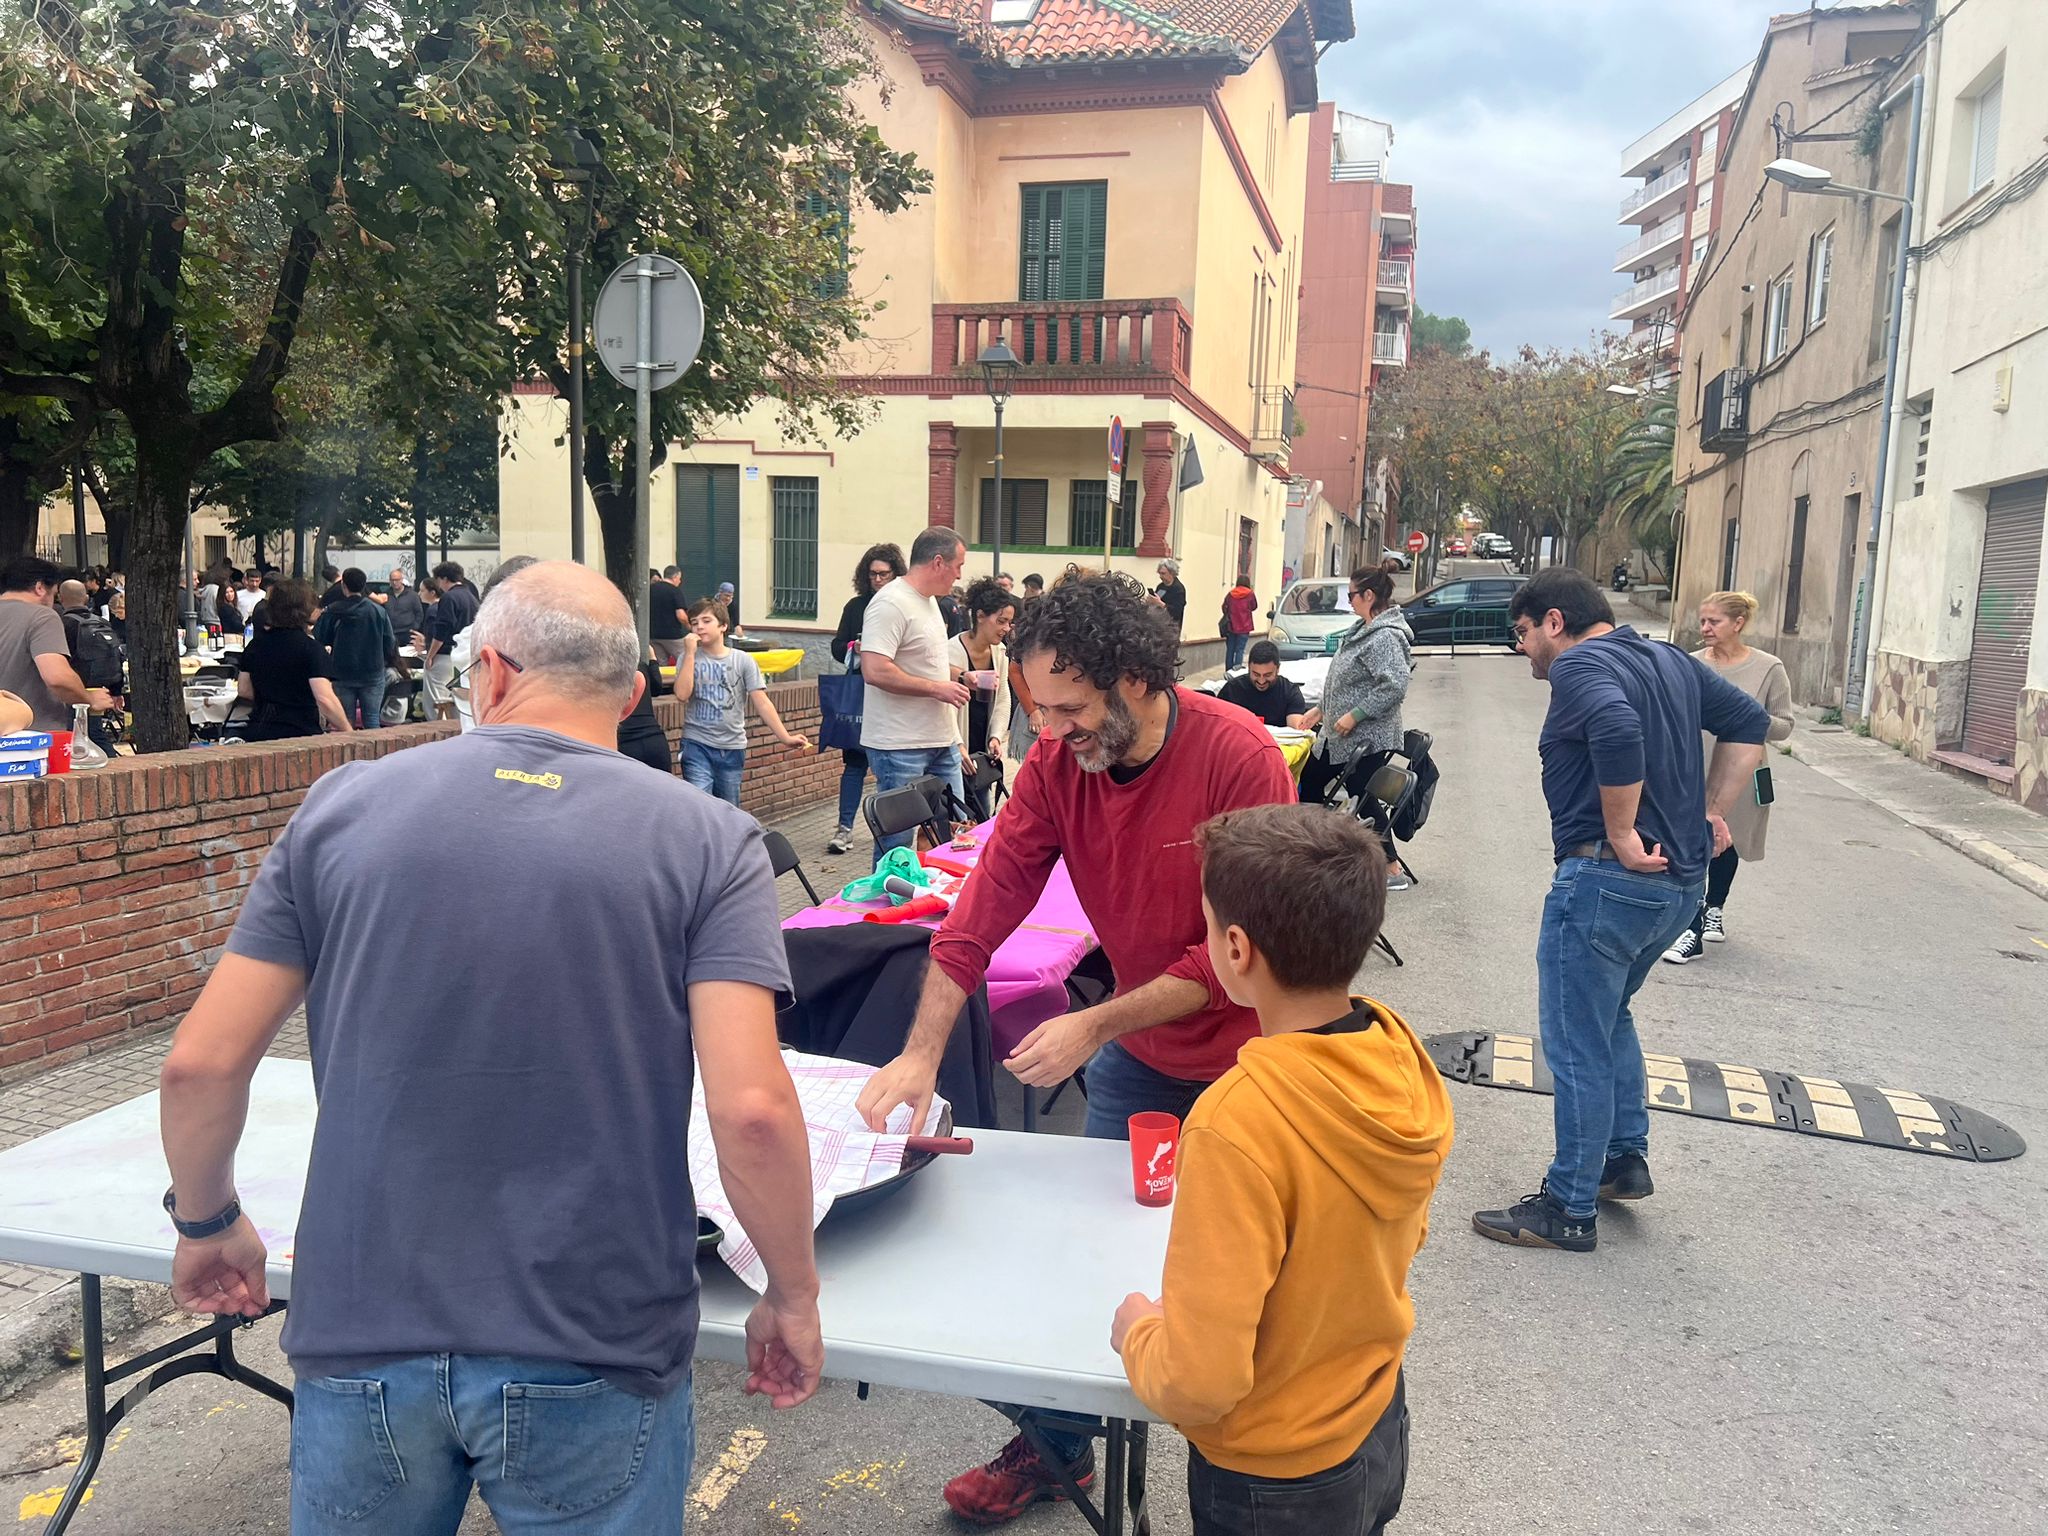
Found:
[861,774,957,849]
[762,828,822,906]
[964,751,1007,819]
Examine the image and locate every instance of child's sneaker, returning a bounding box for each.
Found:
[942,1433,1093,1525]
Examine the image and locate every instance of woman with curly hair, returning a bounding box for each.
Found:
[950,576,1018,819]
[824,543,906,854]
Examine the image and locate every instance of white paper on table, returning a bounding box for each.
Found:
[689,1049,949,1291]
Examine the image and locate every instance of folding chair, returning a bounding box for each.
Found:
[861,774,957,850]
[761,828,823,906]
[965,751,1007,819]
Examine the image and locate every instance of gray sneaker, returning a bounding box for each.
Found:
[1386,870,1415,892]
[825,827,854,856]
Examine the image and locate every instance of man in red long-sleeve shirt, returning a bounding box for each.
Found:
[858,570,1295,1525]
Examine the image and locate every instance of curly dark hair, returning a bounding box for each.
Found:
[1008,571,1178,694]
[851,542,906,596]
[962,575,1018,627]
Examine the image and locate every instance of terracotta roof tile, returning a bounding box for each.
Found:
[885,0,1321,66]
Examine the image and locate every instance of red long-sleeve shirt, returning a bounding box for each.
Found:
[930,688,1297,1082]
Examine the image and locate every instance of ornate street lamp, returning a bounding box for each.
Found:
[978,335,1020,578]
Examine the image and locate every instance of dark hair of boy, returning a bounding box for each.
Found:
[686,596,729,625]
[1197,804,1387,989]
[1508,566,1614,636]
[341,567,368,595]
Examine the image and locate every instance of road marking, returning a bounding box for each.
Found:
[18,1487,90,1522]
[2031,936,2048,952]
[688,1427,768,1519]
[1644,1054,1691,1111]
[1491,1032,1535,1087]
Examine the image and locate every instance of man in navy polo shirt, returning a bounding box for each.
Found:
[1475,568,1769,1253]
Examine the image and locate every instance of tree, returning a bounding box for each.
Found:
[0,1,924,751]
[1411,308,1473,360]
[1603,383,1681,578]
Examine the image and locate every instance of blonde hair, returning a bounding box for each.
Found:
[1703,590,1758,626]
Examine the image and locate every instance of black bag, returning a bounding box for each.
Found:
[1391,728,1439,842]
[69,613,125,690]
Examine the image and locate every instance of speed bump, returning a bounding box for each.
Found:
[1423,1031,2025,1163]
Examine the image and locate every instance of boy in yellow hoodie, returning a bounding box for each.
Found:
[1112,802,1453,1534]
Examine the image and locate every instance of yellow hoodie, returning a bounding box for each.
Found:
[1117,998,1453,1478]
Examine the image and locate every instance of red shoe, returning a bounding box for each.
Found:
[942,1432,1095,1525]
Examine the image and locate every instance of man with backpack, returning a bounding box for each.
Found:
[314,568,399,729]
[58,578,125,752]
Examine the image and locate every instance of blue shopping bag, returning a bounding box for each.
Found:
[816,670,865,751]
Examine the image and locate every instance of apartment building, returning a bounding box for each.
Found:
[1866,0,2048,810]
[1288,105,1414,579]
[1671,2,1925,707]
[497,0,1357,662]
[1615,63,1749,372]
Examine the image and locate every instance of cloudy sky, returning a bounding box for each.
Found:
[1319,0,1793,355]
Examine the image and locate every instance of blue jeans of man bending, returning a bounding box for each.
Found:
[333,676,386,730]
[865,744,965,866]
[1539,857,1703,1219]
[290,1355,694,1535]
[680,740,745,805]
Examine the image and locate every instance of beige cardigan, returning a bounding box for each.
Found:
[1700,647,1793,860]
[950,634,1012,760]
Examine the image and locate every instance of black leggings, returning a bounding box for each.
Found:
[1690,848,1740,935]
[1298,748,1399,868]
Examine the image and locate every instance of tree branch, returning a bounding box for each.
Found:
[0,371,96,405]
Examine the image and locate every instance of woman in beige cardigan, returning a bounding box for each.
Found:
[1663,589,1795,964]
[950,576,1017,821]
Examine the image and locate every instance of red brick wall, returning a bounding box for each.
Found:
[0,676,850,1084]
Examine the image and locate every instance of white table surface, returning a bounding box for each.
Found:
[0,1059,1169,1420]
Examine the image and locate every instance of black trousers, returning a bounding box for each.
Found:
[1187,1372,1408,1536]
[1298,747,1398,868]
[1689,848,1740,937]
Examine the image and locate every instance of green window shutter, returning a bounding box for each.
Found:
[1020,185,1048,302]
[1070,182,1107,301]
[1020,182,1106,303]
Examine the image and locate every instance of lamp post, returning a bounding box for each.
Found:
[978,335,1020,580]
[557,128,605,565]
[1764,127,1920,718]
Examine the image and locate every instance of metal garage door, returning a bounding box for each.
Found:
[1960,478,2045,763]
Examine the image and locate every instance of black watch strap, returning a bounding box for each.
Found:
[163,1187,241,1240]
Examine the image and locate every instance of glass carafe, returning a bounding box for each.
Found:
[68,704,110,769]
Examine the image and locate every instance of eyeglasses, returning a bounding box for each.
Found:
[868,567,894,579]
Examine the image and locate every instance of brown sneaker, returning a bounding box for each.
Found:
[941,1432,1094,1525]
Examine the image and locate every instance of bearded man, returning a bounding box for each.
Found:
[856,570,1296,1524]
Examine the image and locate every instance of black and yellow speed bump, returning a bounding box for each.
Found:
[1423,1032,2025,1163]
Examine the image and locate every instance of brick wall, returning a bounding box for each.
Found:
[0,676,855,1084]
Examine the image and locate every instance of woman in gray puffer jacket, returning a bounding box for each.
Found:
[1298,566,1414,885]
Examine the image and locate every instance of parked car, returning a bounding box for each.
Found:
[1446,537,1469,556]
[1474,532,1514,559]
[1266,577,1355,659]
[1402,572,1527,646]
[1380,546,1413,572]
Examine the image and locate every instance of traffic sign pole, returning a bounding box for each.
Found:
[1105,416,1126,571]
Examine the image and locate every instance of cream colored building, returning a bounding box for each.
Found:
[499,0,1358,660]
[1865,0,2048,813]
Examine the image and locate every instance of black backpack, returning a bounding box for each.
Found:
[1390,728,1439,842]
[70,612,125,690]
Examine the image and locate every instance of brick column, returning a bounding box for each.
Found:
[928,421,959,530]
[1138,420,1176,558]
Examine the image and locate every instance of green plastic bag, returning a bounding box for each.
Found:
[837,846,932,905]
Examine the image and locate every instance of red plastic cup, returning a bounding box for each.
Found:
[46,732,73,775]
[1128,1112,1181,1206]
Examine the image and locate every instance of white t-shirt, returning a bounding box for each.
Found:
[235,588,262,622]
[858,577,957,750]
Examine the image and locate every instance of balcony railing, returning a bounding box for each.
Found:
[1620,161,1690,219]
[1250,385,1295,461]
[1614,215,1683,270]
[1377,258,1412,295]
[1701,367,1752,454]
[1372,329,1408,367]
[931,298,1192,381]
[1333,157,1384,182]
[1609,267,1680,320]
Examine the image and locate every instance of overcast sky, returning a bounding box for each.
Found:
[1319,0,1792,355]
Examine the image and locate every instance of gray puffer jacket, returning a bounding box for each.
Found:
[1317,607,1413,763]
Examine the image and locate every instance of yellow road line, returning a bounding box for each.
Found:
[687,1428,768,1520]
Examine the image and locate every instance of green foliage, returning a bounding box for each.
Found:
[1411,309,1472,359]
[1602,382,1681,577]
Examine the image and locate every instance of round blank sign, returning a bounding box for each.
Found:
[592,254,704,392]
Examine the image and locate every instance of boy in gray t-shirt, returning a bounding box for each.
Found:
[676,597,809,804]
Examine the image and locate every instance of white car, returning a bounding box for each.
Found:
[1380,547,1413,572]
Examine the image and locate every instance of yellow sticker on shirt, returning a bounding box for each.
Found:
[494,768,564,790]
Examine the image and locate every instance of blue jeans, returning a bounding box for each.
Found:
[865,744,965,866]
[836,748,868,831]
[1225,633,1249,670]
[1538,857,1703,1218]
[290,1355,694,1535]
[333,677,385,730]
[680,740,745,805]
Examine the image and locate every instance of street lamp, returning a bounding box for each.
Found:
[1763,156,1911,206]
[978,335,1020,580]
[556,127,605,566]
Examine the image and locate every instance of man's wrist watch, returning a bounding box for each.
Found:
[163,1187,242,1240]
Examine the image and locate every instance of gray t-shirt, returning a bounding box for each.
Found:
[226,724,791,1395]
[682,647,765,751]
[0,599,72,731]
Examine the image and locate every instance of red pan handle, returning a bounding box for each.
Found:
[903,1135,975,1156]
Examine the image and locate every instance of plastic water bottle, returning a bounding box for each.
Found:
[69,704,109,769]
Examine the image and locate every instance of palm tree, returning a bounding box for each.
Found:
[1603,384,1681,579]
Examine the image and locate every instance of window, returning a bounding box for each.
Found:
[1871,213,1901,364]
[978,478,1049,547]
[1237,517,1257,587]
[1911,399,1933,497]
[1968,71,2002,194]
[1738,305,1753,368]
[769,478,819,618]
[1722,517,1741,591]
[1692,235,1710,266]
[1280,580,1347,615]
[1763,271,1794,363]
[1696,178,1714,210]
[1697,123,1719,166]
[802,174,851,299]
[1784,494,1809,633]
[1069,479,1137,552]
[1806,227,1833,328]
[1248,271,1275,393]
[1019,182,1106,303]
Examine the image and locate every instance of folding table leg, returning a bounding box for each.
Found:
[1126,1420,1152,1535]
[40,1274,108,1536]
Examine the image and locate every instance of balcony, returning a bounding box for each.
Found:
[1619,161,1690,223]
[1249,386,1295,464]
[1332,157,1384,183]
[1372,328,1408,367]
[1376,258,1412,304]
[931,298,1192,384]
[1610,267,1680,321]
[1614,215,1683,272]
[1700,368,1752,454]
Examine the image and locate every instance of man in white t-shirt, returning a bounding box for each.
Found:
[859,526,970,864]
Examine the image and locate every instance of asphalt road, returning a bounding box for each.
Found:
[6,575,2046,1534]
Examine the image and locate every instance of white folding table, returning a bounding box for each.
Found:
[0,1058,1169,1535]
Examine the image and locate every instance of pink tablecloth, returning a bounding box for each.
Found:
[781,823,1098,1054]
